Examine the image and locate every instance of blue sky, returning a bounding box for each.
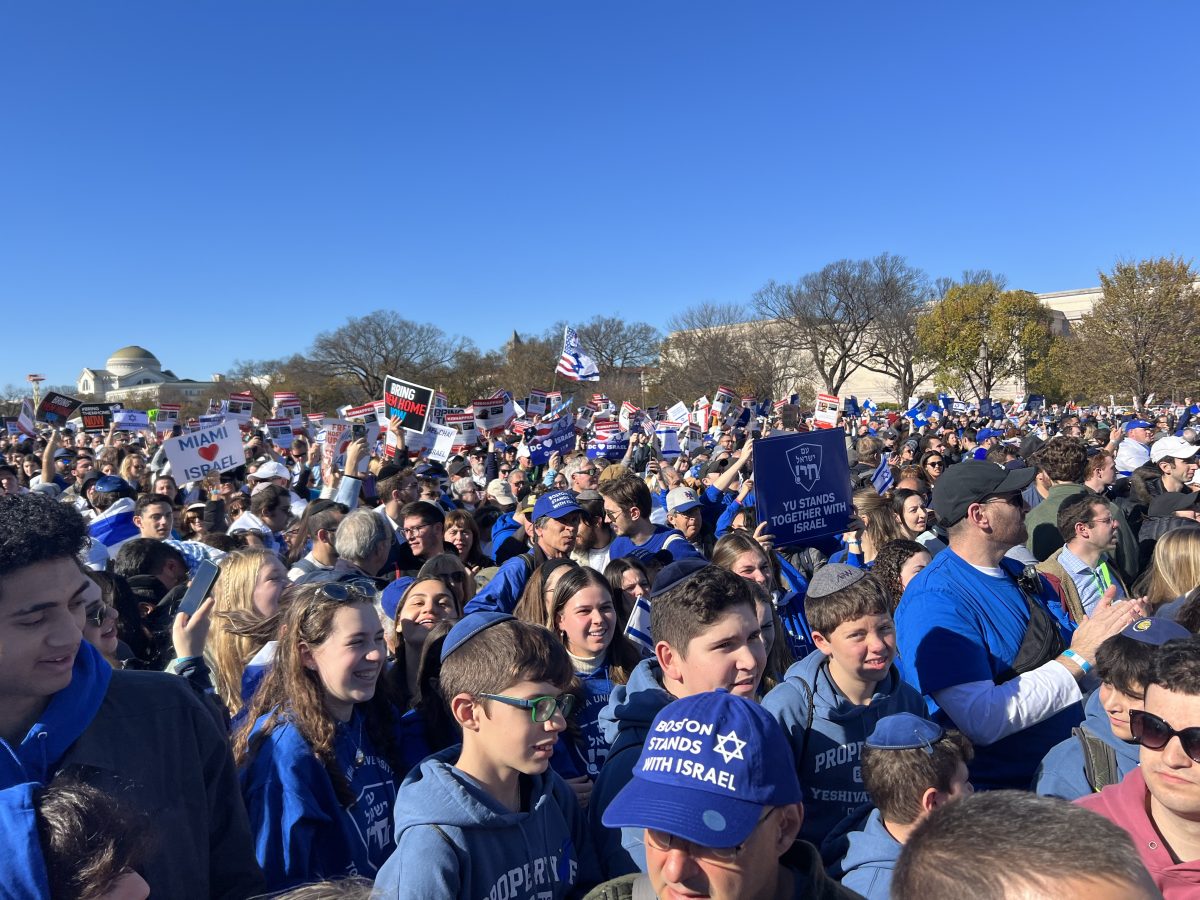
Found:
[2,2,1197,389]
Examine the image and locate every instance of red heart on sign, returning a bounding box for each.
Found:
[198,444,219,462]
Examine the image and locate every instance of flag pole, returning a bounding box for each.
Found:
[551,324,568,392]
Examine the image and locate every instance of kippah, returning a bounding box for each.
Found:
[807,563,868,600]
[1122,616,1191,647]
[866,713,945,753]
[441,611,514,662]
[649,558,710,598]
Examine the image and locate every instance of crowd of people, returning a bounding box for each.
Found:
[1,395,1198,899]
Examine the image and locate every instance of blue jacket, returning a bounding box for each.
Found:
[835,807,901,900]
[491,511,521,551]
[607,526,703,564]
[373,745,600,899]
[588,657,674,877]
[239,707,399,890]
[761,650,928,845]
[465,553,533,614]
[0,783,50,900]
[1034,689,1140,799]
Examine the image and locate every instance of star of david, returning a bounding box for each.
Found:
[713,729,746,764]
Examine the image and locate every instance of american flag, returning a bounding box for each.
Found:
[555,326,600,382]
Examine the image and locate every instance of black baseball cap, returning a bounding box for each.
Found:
[931,460,1035,527]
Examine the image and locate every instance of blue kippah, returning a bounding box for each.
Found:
[441,611,514,662]
[649,558,710,598]
[866,713,944,752]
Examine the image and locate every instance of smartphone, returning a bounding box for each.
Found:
[177,559,220,618]
[351,423,368,441]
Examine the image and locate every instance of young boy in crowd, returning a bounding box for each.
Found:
[1036,616,1191,800]
[763,563,927,845]
[829,713,974,899]
[373,612,600,898]
[588,560,766,877]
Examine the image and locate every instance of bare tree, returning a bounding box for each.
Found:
[855,255,939,407]
[308,311,468,403]
[555,317,661,374]
[754,257,886,396]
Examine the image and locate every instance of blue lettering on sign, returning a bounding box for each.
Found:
[176,426,229,450]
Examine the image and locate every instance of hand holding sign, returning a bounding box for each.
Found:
[752,429,851,547]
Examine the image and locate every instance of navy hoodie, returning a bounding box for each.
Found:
[373,745,600,899]
[761,650,928,845]
[1034,689,1141,800]
[0,783,50,900]
[587,657,674,877]
[240,707,399,891]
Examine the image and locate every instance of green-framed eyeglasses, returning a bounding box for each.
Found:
[479,692,576,723]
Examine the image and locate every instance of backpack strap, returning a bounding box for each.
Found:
[1074,727,1119,792]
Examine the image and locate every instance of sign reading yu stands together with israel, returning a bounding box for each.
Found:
[383,375,434,435]
[753,428,851,546]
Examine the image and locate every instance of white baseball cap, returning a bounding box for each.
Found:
[1150,436,1199,464]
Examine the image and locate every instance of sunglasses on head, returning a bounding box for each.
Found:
[1130,709,1200,763]
[318,580,379,602]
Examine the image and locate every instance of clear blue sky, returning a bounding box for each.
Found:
[3,2,1197,389]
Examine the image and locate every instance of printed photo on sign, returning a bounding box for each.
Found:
[813,393,840,430]
[265,418,294,449]
[473,394,515,436]
[383,375,434,435]
[753,428,851,545]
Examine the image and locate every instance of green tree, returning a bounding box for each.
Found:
[916,281,1055,401]
[1067,256,1200,402]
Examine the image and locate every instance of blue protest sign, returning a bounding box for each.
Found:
[587,436,629,460]
[991,401,1005,419]
[753,429,852,546]
[529,414,576,465]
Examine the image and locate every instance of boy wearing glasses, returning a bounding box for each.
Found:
[1079,636,1200,897]
[374,612,600,898]
[596,690,858,900]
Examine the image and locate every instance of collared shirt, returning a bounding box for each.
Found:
[1058,545,1124,617]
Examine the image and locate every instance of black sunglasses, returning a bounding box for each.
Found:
[1131,709,1200,763]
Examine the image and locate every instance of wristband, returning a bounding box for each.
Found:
[1061,649,1093,675]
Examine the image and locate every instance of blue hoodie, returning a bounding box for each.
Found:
[0,641,112,788]
[834,807,901,900]
[587,657,674,877]
[607,525,703,564]
[373,746,600,899]
[0,782,50,900]
[239,707,399,891]
[761,650,928,845]
[1034,689,1141,800]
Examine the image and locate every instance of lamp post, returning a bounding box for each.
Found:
[26,374,45,409]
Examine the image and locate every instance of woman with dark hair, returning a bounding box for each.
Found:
[919,449,947,485]
[443,508,492,574]
[603,556,651,631]
[84,568,153,666]
[396,620,459,774]
[234,583,405,891]
[872,539,932,615]
[385,575,462,711]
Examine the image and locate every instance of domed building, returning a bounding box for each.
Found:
[78,346,224,404]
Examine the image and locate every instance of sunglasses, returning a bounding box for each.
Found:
[645,807,780,864]
[478,692,576,723]
[85,602,112,628]
[1130,709,1200,763]
[318,580,379,602]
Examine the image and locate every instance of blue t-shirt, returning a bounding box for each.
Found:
[895,549,1082,789]
[607,525,703,563]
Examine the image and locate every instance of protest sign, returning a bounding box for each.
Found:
[445,410,478,451]
[813,393,841,430]
[587,436,629,460]
[693,396,711,429]
[17,400,35,437]
[79,403,121,433]
[425,423,457,463]
[113,409,150,430]
[529,413,576,465]
[322,421,349,473]
[753,428,851,546]
[36,391,82,425]
[667,401,690,424]
[383,375,434,435]
[473,393,515,436]
[655,421,683,459]
[265,418,294,448]
[711,386,735,421]
[162,421,245,482]
[3,417,18,436]
[155,404,181,435]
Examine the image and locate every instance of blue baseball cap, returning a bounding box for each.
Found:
[441,611,514,662]
[602,691,801,848]
[1125,420,1152,432]
[1121,616,1190,646]
[91,475,128,494]
[866,713,945,754]
[380,576,415,622]
[532,490,582,522]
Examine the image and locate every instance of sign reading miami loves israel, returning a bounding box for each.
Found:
[161,422,246,482]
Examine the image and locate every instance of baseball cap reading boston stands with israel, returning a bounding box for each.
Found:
[603,690,801,848]
[532,490,582,522]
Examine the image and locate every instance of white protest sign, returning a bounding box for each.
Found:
[162,422,245,482]
[426,423,457,463]
[667,401,690,424]
[113,409,150,430]
[265,418,294,448]
[473,394,515,436]
[814,393,841,430]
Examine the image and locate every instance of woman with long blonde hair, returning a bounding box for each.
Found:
[208,547,289,716]
[1140,528,1200,612]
